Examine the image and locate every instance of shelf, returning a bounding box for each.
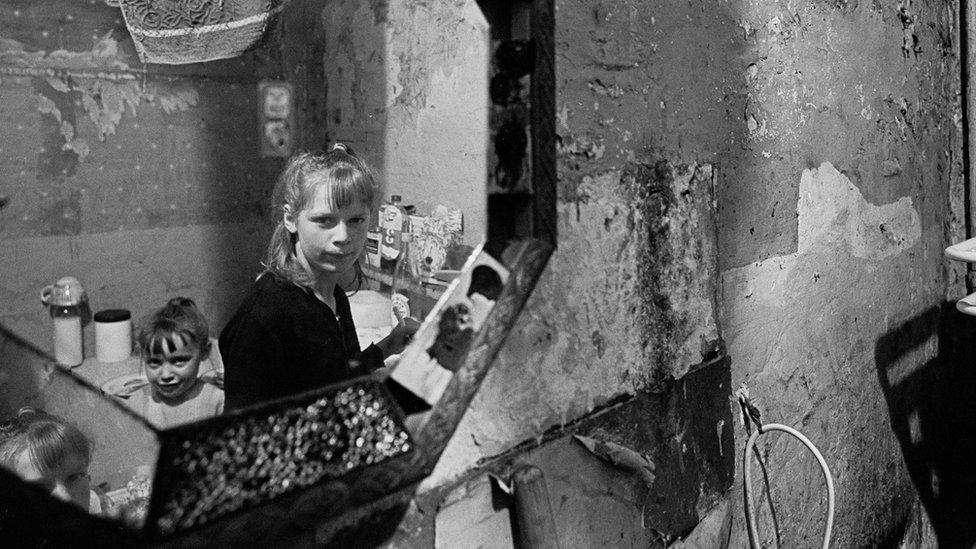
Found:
[360,264,447,301]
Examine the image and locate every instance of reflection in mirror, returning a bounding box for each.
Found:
[1,1,488,418]
[113,297,224,428]
[0,0,492,536]
[216,0,491,411]
[0,327,160,529]
[389,244,509,415]
[0,0,550,541]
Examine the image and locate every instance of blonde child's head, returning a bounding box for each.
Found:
[0,407,93,510]
[264,144,377,290]
[136,297,211,402]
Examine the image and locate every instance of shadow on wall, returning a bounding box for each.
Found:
[874,302,976,548]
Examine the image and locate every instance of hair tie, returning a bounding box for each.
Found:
[0,407,40,433]
[331,142,347,153]
[16,406,39,419]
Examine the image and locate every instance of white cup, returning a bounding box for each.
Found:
[94,309,132,363]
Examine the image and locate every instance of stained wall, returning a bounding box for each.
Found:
[417,0,963,547]
[0,0,965,545]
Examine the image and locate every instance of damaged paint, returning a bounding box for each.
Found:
[419,0,956,544]
[155,88,199,114]
[588,79,625,98]
[36,89,90,160]
[419,357,733,548]
[319,0,489,238]
[797,162,921,260]
[723,156,936,547]
[625,161,723,385]
[0,33,129,73]
[323,0,483,125]
[58,120,90,160]
[6,32,202,165]
[897,0,921,58]
[389,0,482,111]
[34,74,198,163]
[725,162,922,315]
[726,162,923,396]
[559,132,607,161]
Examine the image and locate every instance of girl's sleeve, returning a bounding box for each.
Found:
[213,385,225,415]
[220,317,282,411]
[358,343,384,372]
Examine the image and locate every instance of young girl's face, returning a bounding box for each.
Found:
[144,338,204,401]
[13,448,90,509]
[285,187,370,281]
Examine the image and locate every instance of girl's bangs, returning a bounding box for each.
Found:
[146,329,191,356]
[305,165,374,211]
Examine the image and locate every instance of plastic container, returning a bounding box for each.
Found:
[390,226,437,326]
[51,306,84,367]
[40,276,86,367]
[391,230,415,325]
[94,309,133,363]
[379,195,407,275]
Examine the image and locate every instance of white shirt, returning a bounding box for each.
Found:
[124,380,224,429]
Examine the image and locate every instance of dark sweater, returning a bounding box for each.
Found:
[219,272,383,410]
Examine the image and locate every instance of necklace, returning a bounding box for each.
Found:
[312,290,340,322]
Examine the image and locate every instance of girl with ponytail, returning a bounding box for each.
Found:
[220,145,418,410]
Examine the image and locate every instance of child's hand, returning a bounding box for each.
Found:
[377,317,421,358]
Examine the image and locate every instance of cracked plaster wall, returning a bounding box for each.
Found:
[320,0,488,245]
[720,0,961,545]
[0,0,964,545]
[422,0,962,547]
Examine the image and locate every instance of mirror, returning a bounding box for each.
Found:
[0,0,553,542]
[0,326,160,529]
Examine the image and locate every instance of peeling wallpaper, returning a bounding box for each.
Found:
[0,70,269,238]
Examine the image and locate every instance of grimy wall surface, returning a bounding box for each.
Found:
[717,0,962,545]
[319,0,490,246]
[0,0,964,546]
[0,0,280,351]
[418,0,963,547]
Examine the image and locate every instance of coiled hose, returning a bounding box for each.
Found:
[743,423,835,549]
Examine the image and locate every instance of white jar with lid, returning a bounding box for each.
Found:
[94,309,132,363]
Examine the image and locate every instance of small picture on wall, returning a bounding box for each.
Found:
[258,80,294,158]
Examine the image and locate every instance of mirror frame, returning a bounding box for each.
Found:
[0,0,555,544]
